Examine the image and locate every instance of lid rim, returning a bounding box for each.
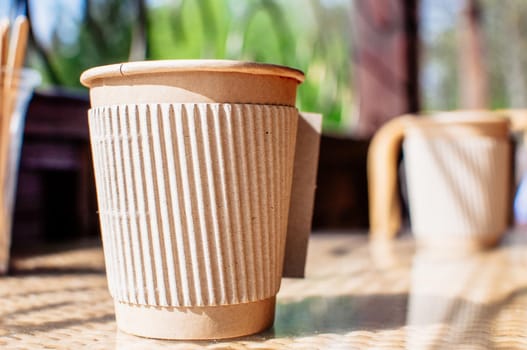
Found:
[80,59,305,87]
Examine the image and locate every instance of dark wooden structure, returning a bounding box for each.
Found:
[312,136,370,229]
[12,90,98,248]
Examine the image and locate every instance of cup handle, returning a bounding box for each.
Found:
[368,115,413,240]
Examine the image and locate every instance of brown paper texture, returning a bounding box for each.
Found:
[283,112,322,278]
[89,103,297,308]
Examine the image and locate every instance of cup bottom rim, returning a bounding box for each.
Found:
[114,296,276,340]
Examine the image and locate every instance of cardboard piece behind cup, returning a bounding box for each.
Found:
[283,112,323,278]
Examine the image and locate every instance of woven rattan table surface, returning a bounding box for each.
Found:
[2,231,527,349]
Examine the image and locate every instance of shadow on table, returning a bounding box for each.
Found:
[271,293,409,336]
[259,287,526,347]
[7,238,105,275]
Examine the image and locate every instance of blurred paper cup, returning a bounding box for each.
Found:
[0,68,40,274]
[80,60,304,339]
[368,111,511,251]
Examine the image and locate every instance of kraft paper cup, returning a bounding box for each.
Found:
[368,112,511,251]
[403,118,510,250]
[80,60,304,339]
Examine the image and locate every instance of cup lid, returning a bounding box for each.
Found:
[80,59,305,88]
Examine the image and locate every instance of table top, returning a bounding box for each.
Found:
[2,230,527,349]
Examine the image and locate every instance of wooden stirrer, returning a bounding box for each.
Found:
[0,19,9,133]
[0,16,29,197]
[0,19,9,67]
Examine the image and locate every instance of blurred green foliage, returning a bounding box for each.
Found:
[31,1,137,87]
[27,0,353,132]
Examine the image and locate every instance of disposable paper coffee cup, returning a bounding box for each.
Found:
[404,118,511,250]
[81,60,304,339]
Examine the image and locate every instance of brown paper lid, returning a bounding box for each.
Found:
[80,59,305,88]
